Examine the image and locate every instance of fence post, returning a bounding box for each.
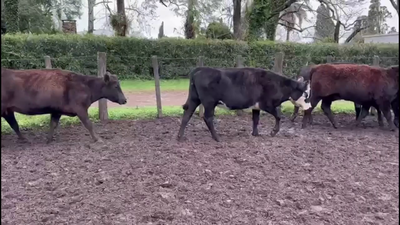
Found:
[97,52,108,121]
[370,55,380,115]
[44,56,52,69]
[197,56,205,118]
[151,56,163,118]
[235,55,245,116]
[272,52,284,74]
[326,55,333,63]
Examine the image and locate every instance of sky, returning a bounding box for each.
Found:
[75,0,399,42]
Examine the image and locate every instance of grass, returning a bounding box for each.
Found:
[1,79,357,134]
[120,79,189,92]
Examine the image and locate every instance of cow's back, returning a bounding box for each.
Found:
[310,64,395,101]
[1,68,87,115]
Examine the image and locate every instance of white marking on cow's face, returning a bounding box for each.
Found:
[290,81,311,110]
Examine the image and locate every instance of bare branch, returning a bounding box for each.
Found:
[344,25,369,43]
[278,23,315,32]
[265,0,298,21]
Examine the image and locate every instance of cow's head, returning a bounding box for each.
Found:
[289,77,311,110]
[101,71,127,105]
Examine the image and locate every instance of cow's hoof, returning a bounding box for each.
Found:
[270,130,278,137]
[17,137,29,143]
[378,122,384,127]
[46,138,54,144]
[251,131,259,136]
[212,136,221,142]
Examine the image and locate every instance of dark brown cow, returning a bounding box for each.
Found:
[1,68,127,143]
[301,64,399,130]
[291,64,382,124]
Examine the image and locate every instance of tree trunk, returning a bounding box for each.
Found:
[232,0,242,40]
[88,0,95,34]
[116,0,127,36]
[184,0,195,39]
[286,29,290,41]
[333,21,341,43]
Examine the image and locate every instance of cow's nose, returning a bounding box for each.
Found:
[121,99,127,104]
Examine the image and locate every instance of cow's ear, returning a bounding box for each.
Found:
[104,73,110,83]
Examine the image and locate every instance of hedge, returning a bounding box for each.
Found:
[1,33,399,79]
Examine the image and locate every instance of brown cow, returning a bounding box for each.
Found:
[301,64,399,130]
[1,68,127,143]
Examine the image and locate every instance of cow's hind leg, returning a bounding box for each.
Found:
[375,107,384,127]
[321,99,337,129]
[202,104,220,142]
[177,98,201,141]
[251,109,260,136]
[264,106,282,137]
[3,111,26,141]
[379,101,396,131]
[391,100,399,128]
[355,105,370,127]
[354,103,361,120]
[290,106,299,122]
[47,113,62,144]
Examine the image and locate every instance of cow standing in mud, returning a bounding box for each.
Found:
[177,67,310,142]
[290,64,382,124]
[301,64,399,130]
[1,68,127,143]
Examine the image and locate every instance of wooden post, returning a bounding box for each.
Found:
[272,52,284,74]
[235,55,244,67]
[44,56,52,69]
[152,56,163,118]
[370,55,380,115]
[327,55,333,63]
[235,55,245,116]
[97,52,108,121]
[197,56,205,118]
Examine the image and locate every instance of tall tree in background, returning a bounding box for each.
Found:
[367,0,392,34]
[158,21,165,38]
[3,0,19,33]
[314,4,334,41]
[279,2,309,41]
[232,0,242,39]
[184,0,196,38]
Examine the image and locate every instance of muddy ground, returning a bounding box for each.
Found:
[1,114,399,225]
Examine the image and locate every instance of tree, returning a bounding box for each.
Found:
[279,2,309,41]
[314,3,335,40]
[345,15,368,43]
[158,21,165,38]
[232,0,242,39]
[205,20,233,39]
[367,0,392,34]
[88,0,111,34]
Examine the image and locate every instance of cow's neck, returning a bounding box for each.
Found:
[87,77,106,104]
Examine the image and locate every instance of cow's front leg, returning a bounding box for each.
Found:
[265,106,281,137]
[290,106,299,122]
[251,109,260,136]
[76,110,102,142]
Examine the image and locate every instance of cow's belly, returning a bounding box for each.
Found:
[217,101,260,110]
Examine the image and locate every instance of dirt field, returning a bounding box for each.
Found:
[1,113,399,225]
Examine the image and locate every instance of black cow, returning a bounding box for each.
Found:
[177,67,309,142]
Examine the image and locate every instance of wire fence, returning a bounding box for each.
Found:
[1,52,398,120]
[2,54,398,80]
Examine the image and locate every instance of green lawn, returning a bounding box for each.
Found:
[1,79,357,134]
[121,79,189,92]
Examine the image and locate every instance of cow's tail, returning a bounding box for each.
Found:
[182,68,200,110]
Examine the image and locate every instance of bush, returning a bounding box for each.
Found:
[1,34,398,79]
